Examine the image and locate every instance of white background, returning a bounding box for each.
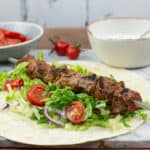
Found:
[0,0,150,27]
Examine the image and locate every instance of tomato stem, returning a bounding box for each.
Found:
[49,39,56,45]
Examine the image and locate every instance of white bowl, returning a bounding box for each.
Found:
[87,18,150,68]
[0,22,44,61]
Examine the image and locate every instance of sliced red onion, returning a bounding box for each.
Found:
[48,107,66,119]
[0,103,9,110]
[44,106,64,127]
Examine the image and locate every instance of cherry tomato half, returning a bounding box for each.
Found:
[65,101,86,124]
[54,40,69,56]
[66,45,80,59]
[27,84,47,107]
[4,78,24,91]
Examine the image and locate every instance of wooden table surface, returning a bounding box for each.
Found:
[0,28,147,150]
[37,28,91,49]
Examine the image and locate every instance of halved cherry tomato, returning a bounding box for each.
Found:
[27,84,47,107]
[4,78,24,91]
[65,101,86,124]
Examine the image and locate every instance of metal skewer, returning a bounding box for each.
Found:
[8,57,18,64]
[134,101,150,110]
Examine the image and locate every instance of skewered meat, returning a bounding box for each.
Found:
[111,88,142,114]
[95,76,125,100]
[17,55,142,114]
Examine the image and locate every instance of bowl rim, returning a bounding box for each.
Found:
[0,21,44,49]
[87,17,150,41]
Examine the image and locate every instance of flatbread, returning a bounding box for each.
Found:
[0,61,149,145]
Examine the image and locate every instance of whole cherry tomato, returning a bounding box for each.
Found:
[65,101,86,124]
[54,40,69,56]
[66,45,80,59]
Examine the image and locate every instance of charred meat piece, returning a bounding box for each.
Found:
[79,74,97,95]
[111,88,142,114]
[17,55,38,79]
[50,66,68,82]
[36,61,54,82]
[54,73,97,94]
[95,76,124,100]
[54,71,81,92]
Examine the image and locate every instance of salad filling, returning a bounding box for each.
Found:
[0,54,147,131]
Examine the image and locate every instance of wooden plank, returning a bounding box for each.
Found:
[37,28,91,49]
[26,0,87,27]
[0,0,22,21]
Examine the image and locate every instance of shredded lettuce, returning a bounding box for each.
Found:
[67,64,89,75]
[109,74,117,82]
[37,51,44,61]
[47,87,76,109]
[52,61,89,75]
[0,72,10,90]
[10,62,29,80]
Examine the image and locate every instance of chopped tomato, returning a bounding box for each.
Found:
[4,78,24,91]
[65,101,86,124]
[0,40,5,46]
[27,84,47,107]
[0,30,5,41]
[4,30,25,41]
[25,37,31,41]
[4,38,21,45]
[0,28,31,46]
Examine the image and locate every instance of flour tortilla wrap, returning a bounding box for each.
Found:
[0,61,149,146]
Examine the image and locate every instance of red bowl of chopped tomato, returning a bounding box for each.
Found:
[0,22,43,61]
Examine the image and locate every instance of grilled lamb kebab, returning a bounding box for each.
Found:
[17,55,142,114]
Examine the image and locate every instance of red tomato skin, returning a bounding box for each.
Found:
[4,78,24,91]
[5,30,21,38]
[65,101,86,124]
[5,31,27,42]
[27,84,46,107]
[54,40,69,56]
[66,45,80,59]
